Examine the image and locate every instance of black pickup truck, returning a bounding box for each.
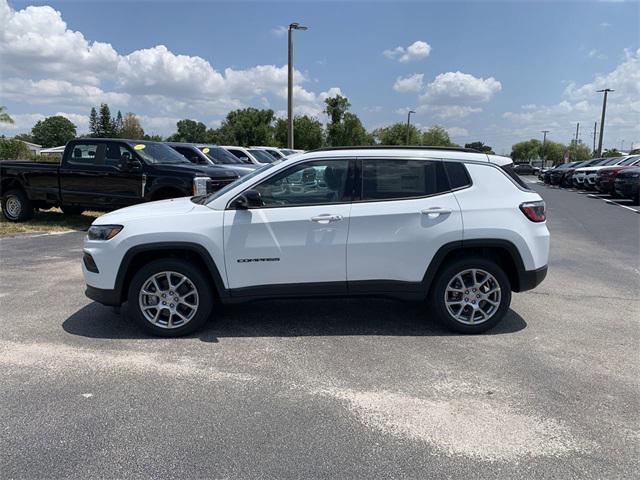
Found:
[0,138,242,221]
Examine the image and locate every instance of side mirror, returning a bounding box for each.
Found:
[127,159,142,172]
[231,189,263,209]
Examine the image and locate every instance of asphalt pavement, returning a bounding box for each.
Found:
[1,182,638,479]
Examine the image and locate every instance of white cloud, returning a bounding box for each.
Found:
[502,49,640,149]
[447,127,469,137]
[0,0,341,127]
[420,71,502,105]
[271,25,288,37]
[393,74,424,92]
[0,111,88,133]
[383,40,431,63]
[587,49,607,60]
[600,22,612,27]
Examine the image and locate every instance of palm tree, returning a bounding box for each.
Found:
[0,106,14,124]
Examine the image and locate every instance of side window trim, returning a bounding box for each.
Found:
[226,157,355,209]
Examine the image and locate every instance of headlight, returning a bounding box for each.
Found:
[193,176,211,196]
[87,225,123,241]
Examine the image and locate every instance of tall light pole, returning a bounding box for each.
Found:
[406,110,416,145]
[287,22,308,149]
[541,130,549,161]
[596,88,613,156]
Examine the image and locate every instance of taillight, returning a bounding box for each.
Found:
[520,201,546,222]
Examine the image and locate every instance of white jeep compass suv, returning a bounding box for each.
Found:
[83,147,549,336]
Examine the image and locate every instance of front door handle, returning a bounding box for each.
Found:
[421,207,452,216]
[311,214,343,223]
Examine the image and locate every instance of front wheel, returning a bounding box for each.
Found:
[430,257,512,334]
[127,259,213,337]
[1,189,33,222]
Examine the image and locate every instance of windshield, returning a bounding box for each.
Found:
[201,146,244,164]
[619,156,639,166]
[249,149,277,163]
[602,157,622,166]
[204,161,281,203]
[132,142,191,164]
[265,149,284,159]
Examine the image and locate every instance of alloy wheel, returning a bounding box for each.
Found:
[138,271,199,329]
[444,268,501,325]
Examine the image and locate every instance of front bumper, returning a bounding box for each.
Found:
[85,285,121,306]
[614,181,639,198]
[517,265,548,292]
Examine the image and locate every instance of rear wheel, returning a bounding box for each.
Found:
[127,259,213,337]
[430,257,511,334]
[1,189,33,222]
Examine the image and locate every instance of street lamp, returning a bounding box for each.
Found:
[287,22,308,149]
[406,110,416,145]
[596,88,613,156]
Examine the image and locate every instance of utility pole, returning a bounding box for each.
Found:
[287,22,308,149]
[574,123,580,145]
[541,130,549,161]
[405,110,415,145]
[592,121,597,154]
[596,88,613,156]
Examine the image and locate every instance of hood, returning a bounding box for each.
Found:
[154,163,240,179]
[221,164,258,175]
[96,197,197,223]
[576,166,606,173]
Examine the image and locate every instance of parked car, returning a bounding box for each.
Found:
[561,159,603,187]
[221,146,281,165]
[573,157,626,189]
[513,163,535,175]
[595,156,640,195]
[250,146,286,160]
[167,142,257,177]
[0,139,241,222]
[82,146,549,337]
[614,167,640,203]
[547,161,581,186]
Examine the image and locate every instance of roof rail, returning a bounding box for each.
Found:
[308,145,480,154]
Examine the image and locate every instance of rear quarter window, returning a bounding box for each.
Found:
[501,163,532,191]
[443,162,472,189]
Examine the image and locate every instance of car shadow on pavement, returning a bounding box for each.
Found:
[62,298,527,341]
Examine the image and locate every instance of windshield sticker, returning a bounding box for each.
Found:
[134,144,146,150]
[202,147,210,154]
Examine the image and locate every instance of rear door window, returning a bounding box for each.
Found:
[360,159,449,201]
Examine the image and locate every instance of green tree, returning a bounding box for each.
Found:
[31,116,77,148]
[13,133,35,143]
[324,95,372,146]
[373,122,421,145]
[422,126,457,147]
[96,103,116,137]
[543,140,566,164]
[88,107,98,137]
[120,113,145,139]
[602,148,623,157]
[511,139,542,162]
[143,134,164,141]
[567,142,592,161]
[0,138,30,159]
[114,110,123,136]
[465,141,494,154]
[0,106,14,124]
[167,119,208,143]
[215,108,276,146]
[274,115,325,149]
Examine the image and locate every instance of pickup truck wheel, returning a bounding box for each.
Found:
[61,206,85,215]
[2,189,33,222]
[430,257,511,334]
[128,259,213,337]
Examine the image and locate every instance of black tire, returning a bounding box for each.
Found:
[61,205,85,215]
[1,189,33,222]
[429,256,512,334]
[127,258,214,337]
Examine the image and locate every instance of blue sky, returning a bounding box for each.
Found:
[1,0,638,153]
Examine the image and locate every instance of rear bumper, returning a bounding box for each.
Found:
[517,265,548,292]
[85,285,121,306]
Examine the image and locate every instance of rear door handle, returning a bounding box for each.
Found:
[311,214,343,223]
[421,207,452,216]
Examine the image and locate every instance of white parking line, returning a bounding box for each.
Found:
[586,194,640,213]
